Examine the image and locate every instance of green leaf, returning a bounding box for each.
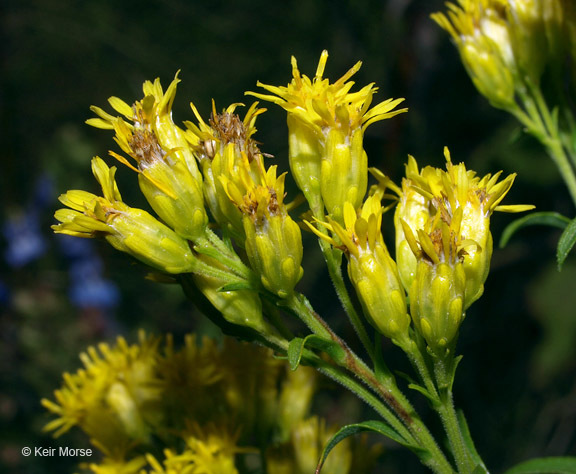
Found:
[557,217,576,270]
[315,420,416,474]
[503,456,576,474]
[500,212,570,248]
[218,281,255,292]
[457,411,488,474]
[287,335,346,371]
[287,337,306,371]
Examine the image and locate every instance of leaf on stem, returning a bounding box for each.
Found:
[457,410,488,474]
[557,216,576,271]
[499,212,570,248]
[218,281,256,292]
[287,335,345,371]
[503,456,576,474]
[315,420,422,474]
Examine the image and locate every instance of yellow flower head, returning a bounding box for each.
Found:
[432,0,518,108]
[395,148,533,306]
[88,72,201,184]
[220,156,304,298]
[248,51,407,219]
[184,102,268,239]
[249,50,406,134]
[42,333,162,449]
[52,157,197,274]
[83,456,147,474]
[87,73,207,241]
[390,149,534,352]
[306,192,410,341]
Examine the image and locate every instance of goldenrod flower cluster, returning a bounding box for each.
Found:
[43,333,376,474]
[53,50,533,362]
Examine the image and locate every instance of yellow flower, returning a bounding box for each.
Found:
[389,148,534,352]
[87,73,208,242]
[83,456,147,474]
[184,101,267,240]
[146,423,242,474]
[220,155,304,298]
[248,51,406,219]
[42,333,163,449]
[52,157,198,274]
[306,192,410,342]
[432,0,518,108]
[394,148,534,308]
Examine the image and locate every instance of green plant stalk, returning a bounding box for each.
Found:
[433,356,476,474]
[317,236,375,359]
[512,85,576,207]
[285,293,455,474]
[196,230,252,279]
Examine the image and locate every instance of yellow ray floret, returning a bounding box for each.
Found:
[248,50,407,135]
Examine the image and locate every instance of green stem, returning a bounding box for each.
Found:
[515,84,576,207]
[284,293,455,474]
[433,356,476,474]
[318,234,375,359]
[196,231,252,279]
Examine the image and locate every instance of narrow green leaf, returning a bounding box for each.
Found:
[287,335,345,371]
[304,335,346,364]
[407,383,437,403]
[500,212,570,248]
[503,456,576,474]
[316,420,416,473]
[218,281,254,292]
[287,337,305,371]
[457,411,488,473]
[557,217,576,270]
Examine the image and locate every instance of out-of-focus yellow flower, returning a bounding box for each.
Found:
[277,366,317,441]
[82,456,147,474]
[432,0,518,108]
[249,51,406,220]
[88,73,208,242]
[306,191,410,342]
[42,333,162,449]
[184,101,267,240]
[292,417,352,474]
[52,157,197,274]
[146,423,241,474]
[220,155,304,298]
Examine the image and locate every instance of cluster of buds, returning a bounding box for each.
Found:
[53,52,533,362]
[53,73,306,338]
[390,148,533,353]
[431,0,573,109]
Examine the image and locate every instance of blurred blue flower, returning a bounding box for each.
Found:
[3,210,47,268]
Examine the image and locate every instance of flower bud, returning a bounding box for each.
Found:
[321,127,367,222]
[192,266,268,334]
[221,158,304,297]
[306,196,410,342]
[410,260,466,352]
[53,158,197,274]
[432,1,518,109]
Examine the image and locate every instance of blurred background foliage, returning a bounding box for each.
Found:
[0,0,575,472]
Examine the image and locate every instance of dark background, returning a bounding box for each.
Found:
[1,0,575,472]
